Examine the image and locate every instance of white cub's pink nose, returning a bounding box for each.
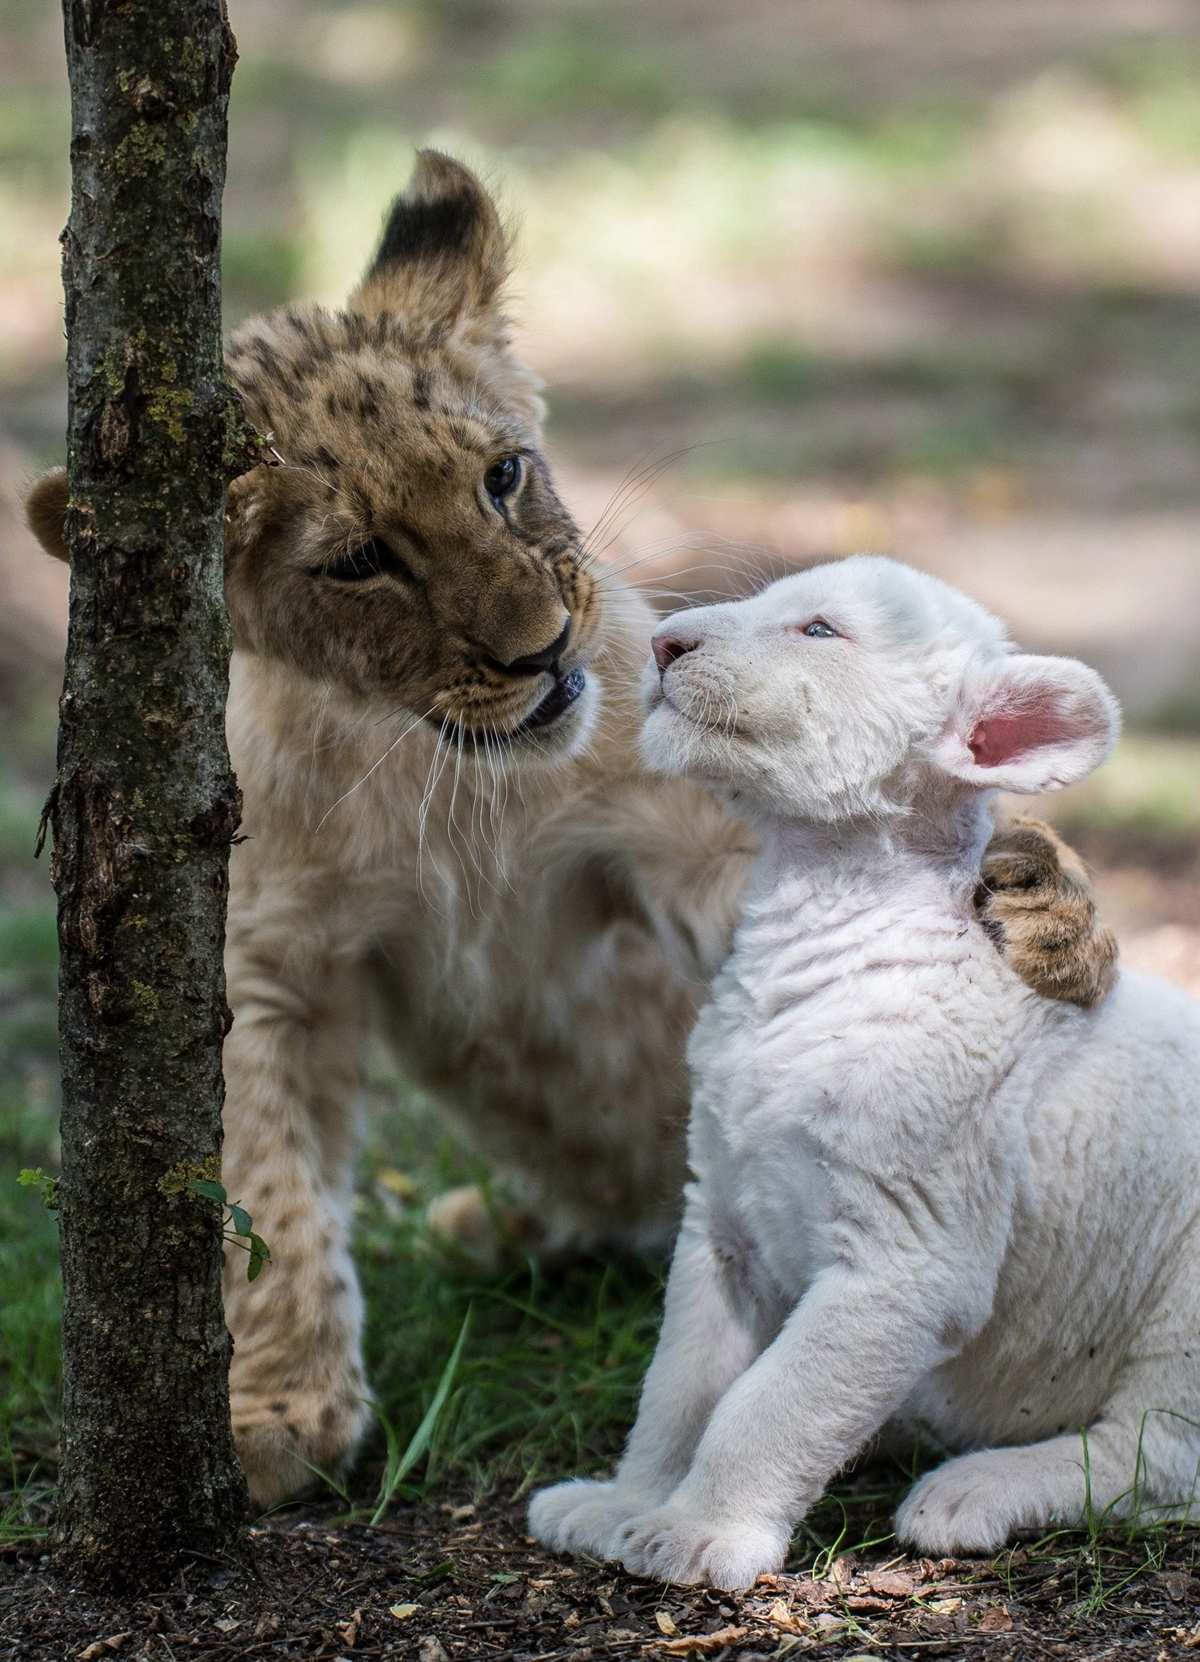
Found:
[652,631,700,675]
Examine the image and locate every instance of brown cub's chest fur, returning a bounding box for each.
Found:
[25,152,1116,1512]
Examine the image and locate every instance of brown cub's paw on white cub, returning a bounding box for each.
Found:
[27,153,1116,1512]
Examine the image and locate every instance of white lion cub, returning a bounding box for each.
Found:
[530,555,1200,1590]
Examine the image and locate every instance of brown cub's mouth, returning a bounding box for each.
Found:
[440,667,587,747]
[515,667,585,733]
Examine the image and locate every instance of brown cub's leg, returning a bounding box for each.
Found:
[977,816,1117,1008]
[221,953,371,1510]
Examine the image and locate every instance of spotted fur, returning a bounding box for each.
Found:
[223,155,597,732]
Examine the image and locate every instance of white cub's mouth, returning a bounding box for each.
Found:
[640,655,742,781]
[649,657,741,737]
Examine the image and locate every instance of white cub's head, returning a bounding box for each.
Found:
[639,555,1119,824]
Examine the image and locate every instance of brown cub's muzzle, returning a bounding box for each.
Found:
[442,559,597,743]
[485,613,586,734]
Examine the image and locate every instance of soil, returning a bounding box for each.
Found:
[1,1486,1197,1662]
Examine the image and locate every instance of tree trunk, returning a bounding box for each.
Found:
[52,0,260,1586]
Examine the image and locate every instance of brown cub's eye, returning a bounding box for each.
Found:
[323,538,417,585]
[484,456,521,503]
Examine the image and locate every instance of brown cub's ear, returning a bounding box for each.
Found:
[25,467,70,563]
[349,150,509,336]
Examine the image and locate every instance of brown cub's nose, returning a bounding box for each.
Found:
[652,632,700,674]
[505,617,572,675]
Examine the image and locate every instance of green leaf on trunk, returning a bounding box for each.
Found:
[246,1232,270,1282]
[185,1178,227,1206]
[17,1168,59,1210]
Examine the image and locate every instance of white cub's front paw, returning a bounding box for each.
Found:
[896,1448,1075,1556]
[528,1479,651,1559]
[612,1505,787,1591]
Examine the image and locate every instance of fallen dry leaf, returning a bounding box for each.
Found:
[826,1553,857,1590]
[763,1597,809,1636]
[418,1639,449,1662]
[978,1605,1014,1633]
[867,1570,918,1598]
[659,1624,747,1655]
[655,1611,680,1636]
[813,1612,850,1633]
[928,1596,962,1614]
[376,1167,420,1199]
[77,1639,132,1662]
[337,1608,362,1647]
[214,1618,240,1634]
[389,1602,419,1621]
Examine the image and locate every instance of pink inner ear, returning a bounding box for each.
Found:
[968,708,1071,768]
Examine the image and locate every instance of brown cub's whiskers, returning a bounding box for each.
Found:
[314,705,438,833]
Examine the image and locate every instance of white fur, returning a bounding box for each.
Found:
[530,555,1200,1588]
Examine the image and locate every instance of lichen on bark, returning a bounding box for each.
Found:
[53,0,261,1587]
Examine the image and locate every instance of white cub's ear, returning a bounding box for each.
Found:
[933,654,1120,795]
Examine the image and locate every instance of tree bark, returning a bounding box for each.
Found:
[53,0,261,1586]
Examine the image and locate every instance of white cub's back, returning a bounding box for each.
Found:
[530,554,1200,1591]
[914,967,1200,1454]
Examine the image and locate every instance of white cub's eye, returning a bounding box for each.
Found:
[799,619,839,639]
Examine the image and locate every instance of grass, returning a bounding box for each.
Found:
[353,1070,666,1502]
[0,1012,668,1536]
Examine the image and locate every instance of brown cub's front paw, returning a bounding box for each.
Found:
[233,1389,371,1511]
[425,1183,539,1273]
[977,816,1117,1008]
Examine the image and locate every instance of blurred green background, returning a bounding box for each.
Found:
[3,0,1200,1524]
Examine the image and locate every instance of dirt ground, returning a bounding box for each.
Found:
[1,1484,1198,1662]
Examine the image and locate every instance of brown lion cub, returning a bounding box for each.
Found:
[26,152,1117,1511]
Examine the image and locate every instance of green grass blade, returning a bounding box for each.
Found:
[264,1438,354,1511]
[370,1306,472,1527]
